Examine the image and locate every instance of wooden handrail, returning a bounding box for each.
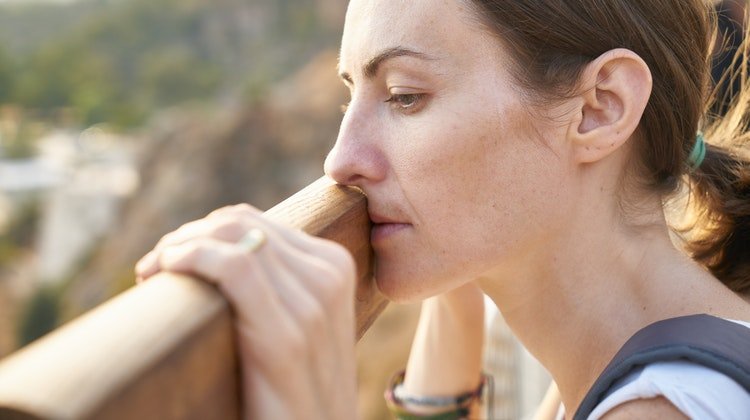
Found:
[0,176,387,419]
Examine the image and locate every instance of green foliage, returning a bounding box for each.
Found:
[12,199,67,345]
[138,48,221,106]
[17,286,60,347]
[0,199,40,266]
[0,0,340,130]
[0,116,44,159]
[0,46,14,103]
[0,1,107,55]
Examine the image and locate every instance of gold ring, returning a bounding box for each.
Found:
[237,228,267,253]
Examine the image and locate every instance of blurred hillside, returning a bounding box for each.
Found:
[61,50,349,316]
[0,0,350,338]
[0,0,353,352]
[0,2,422,419]
[0,0,346,128]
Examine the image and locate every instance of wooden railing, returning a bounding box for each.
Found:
[0,176,387,420]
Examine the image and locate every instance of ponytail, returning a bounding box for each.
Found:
[685,140,750,294]
[685,29,750,295]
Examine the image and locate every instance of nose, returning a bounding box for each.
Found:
[324,104,387,186]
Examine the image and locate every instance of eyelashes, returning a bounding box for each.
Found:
[340,93,427,115]
[385,93,426,113]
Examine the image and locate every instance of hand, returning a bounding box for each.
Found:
[135,204,358,420]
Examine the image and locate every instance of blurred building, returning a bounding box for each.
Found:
[34,128,139,283]
[1,128,138,284]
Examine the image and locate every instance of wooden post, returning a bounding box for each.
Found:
[0,176,387,420]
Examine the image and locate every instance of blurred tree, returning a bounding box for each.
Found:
[17,287,59,347]
[0,200,39,265]
[0,46,14,103]
[139,48,221,106]
[1,0,341,130]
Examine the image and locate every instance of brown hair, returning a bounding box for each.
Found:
[465,0,750,294]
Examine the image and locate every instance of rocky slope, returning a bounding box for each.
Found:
[59,49,347,314]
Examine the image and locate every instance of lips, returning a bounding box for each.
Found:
[368,212,403,225]
[368,210,411,243]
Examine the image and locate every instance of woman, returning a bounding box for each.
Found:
[135,0,750,418]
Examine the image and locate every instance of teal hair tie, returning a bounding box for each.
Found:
[688,132,706,171]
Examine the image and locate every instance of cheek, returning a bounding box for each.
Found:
[397,115,501,197]
[389,102,568,287]
[400,99,543,224]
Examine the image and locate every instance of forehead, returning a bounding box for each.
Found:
[340,0,492,71]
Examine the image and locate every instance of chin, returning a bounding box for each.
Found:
[375,278,421,303]
[374,263,438,304]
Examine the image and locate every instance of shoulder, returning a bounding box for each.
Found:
[590,361,750,420]
[599,397,686,420]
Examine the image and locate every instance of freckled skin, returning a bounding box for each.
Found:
[326,0,577,302]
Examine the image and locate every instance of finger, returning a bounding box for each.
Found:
[267,238,356,361]
[156,234,324,328]
[206,203,353,271]
[250,227,356,392]
[137,203,355,303]
[205,203,262,220]
[157,229,356,408]
[136,208,262,280]
[256,245,353,405]
[156,204,349,276]
[261,218,355,276]
[246,219,357,359]
[218,222,354,365]
[262,245,342,331]
[157,238,296,333]
[237,220,356,344]
[135,250,159,282]
[157,237,326,384]
[154,216,246,252]
[238,215,357,295]
[230,239,348,399]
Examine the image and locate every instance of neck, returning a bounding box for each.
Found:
[477,189,742,414]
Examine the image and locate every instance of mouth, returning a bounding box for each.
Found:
[368,211,411,244]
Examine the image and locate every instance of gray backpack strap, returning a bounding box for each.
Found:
[574,314,750,420]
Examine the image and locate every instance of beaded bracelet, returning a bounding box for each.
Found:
[384,370,494,420]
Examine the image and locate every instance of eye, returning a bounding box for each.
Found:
[385,93,426,113]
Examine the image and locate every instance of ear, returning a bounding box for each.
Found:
[567,48,652,164]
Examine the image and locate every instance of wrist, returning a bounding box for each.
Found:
[386,370,493,419]
[403,307,484,395]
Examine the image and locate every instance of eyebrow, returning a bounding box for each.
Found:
[339,47,435,83]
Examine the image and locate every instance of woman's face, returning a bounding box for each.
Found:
[325,0,575,302]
